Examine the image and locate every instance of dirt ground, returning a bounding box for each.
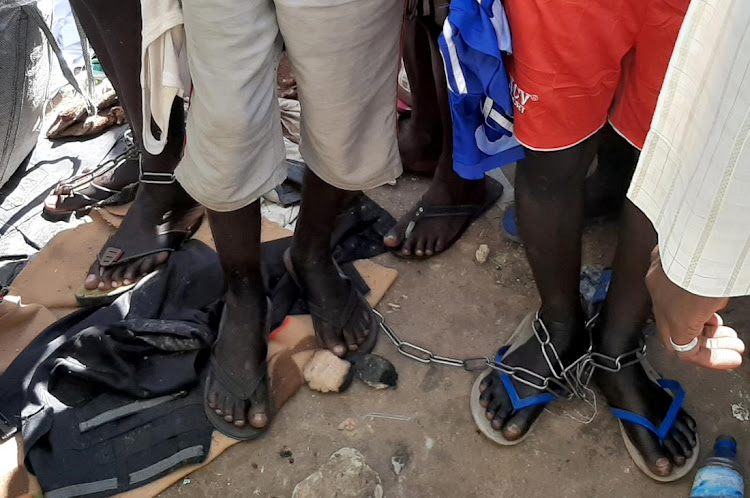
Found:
[160,175,750,498]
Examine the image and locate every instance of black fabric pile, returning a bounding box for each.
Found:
[0,193,395,497]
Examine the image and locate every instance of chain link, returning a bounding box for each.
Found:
[57,130,139,195]
[373,309,648,402]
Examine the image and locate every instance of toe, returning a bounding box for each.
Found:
[664,435,686,467]
[214,393,226,416]
[342,326,358,352]
[424,235,437,257]
[414,237,427,258]
[207,386,219,409]
[383,229,403,248]
[671,430,693,460]
[478,384,494,408]
[110,266,126,288]
[434,237,446,254]
[249,381,270,429]
[502,405,544,441]
[231,400,246,427]
[674,417,697,448]
[98,271,113,290]
[630,427,673,477]
[479,373,493,393]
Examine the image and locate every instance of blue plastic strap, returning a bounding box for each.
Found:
[610,378,685,442]
[495,347,555,411]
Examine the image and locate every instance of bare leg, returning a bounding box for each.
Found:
[594,202,697,476]
[384,17,485,257]
[398,17,442,175]
[290,170,373,357]
[205,202,270,428]
[70,0,201,292]
[478,138,597,440]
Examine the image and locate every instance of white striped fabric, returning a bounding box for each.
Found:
[628,0,750,297]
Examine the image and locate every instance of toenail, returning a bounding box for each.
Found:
[234,420,246,427]
[215,409,223,415]
[111,281,119,288]
[485,411,494,420]
[123,279,132,285]
[505,425,521,437]
[224,415,233,422]
[98,282,106,289]
[655,457,670,470]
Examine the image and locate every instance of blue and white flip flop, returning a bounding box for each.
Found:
[611,360,699,482]
[471,313,554,446]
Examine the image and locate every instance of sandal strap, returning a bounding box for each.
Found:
[307,277,360,330]
[413,203,482,220]
[97,230,192,267]
[495,347,555,411]
[610,378,685,442]
[209,354,267,401]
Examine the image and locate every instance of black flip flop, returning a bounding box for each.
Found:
[387,176,503,259]
[75,210,204,307]
[204,307,273,440]
[283,249,379,357]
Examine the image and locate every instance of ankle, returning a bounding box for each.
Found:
[590,312,648,357]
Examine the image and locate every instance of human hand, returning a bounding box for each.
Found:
[646,246,745,369]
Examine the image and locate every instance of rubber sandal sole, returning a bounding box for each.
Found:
[387,177,504,260]
[617,359,700,482]
[470,312,540,446]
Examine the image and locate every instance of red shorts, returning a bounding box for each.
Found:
[504,0,689,151]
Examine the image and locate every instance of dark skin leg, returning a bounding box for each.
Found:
[70,0,200,292]
[290,170,373,357]
[478,139,596,440]
[594,201,697,476]
[205,202,270,427]
[398,17,442,175]
[384,17,485,257]
[583,125,638,219]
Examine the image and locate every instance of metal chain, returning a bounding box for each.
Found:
[58,130,139,194]
[373,309,648,402]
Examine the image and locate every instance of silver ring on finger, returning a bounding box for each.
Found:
[669,336,699,353]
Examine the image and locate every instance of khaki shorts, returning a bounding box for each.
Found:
[176,0,404,212]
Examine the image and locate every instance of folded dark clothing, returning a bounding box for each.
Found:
[0,193,396,496]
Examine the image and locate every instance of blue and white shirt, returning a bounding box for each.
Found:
[438,0,524,180]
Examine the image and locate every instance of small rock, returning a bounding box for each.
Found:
[338,418,358,432]
[280,446,293,459]
[350,354,398,389]
[731,403,749,422]
[292,448,383,498]
[475,244,490,264]
[391,447,409,476]
[387,303,401,310]
[303,350,354,393]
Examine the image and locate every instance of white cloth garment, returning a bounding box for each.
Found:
[175,0,402,212]
[628,0,750,297]
[140,0,191,155]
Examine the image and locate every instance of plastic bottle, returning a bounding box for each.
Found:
[690,436,745,498]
